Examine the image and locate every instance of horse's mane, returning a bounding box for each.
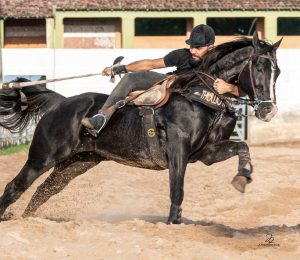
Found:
[200,37,253,70]
[0,77,65,132]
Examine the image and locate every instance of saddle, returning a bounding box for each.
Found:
[126,75,176,108]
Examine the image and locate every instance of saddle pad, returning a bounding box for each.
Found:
[186,87,233,111]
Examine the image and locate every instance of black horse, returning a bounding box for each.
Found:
[0,33,281,224]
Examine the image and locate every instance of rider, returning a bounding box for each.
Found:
[82,24,240,135]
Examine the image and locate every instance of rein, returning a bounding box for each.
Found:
[0,73,102,89]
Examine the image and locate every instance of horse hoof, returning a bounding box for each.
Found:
[167,212,182,224]
[167,206,182,224]
[167,219,181,225]
[231,175,248,193]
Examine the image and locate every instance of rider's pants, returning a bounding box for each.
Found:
[101,71,166,109]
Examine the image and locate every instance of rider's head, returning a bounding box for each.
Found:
[186,24,215,61]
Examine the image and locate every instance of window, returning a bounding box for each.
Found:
[207,18,258,35]
[278,18,300,35]
[4,19,46,48]
[63,18,121,48]
[135,18,187,36]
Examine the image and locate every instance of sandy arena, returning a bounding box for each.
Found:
[0,141,299,259]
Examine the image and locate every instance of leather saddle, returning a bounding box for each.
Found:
[127,75,176,108]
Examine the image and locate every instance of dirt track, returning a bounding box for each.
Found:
[0,143,299,259]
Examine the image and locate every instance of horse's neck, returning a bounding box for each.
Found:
[208,46,253,84]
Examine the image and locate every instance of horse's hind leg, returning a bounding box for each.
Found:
[0,160,51,218]
[23,152,102,218]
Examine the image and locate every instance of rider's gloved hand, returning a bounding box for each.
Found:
[101,65,127,77]
[213,78,237,95]
[102,67,111,76]
[111,64,128,76]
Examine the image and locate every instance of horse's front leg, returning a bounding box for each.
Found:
[167,143,189,224]
[198,140,253,193]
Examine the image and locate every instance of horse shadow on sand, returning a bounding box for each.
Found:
[2,211,300,239]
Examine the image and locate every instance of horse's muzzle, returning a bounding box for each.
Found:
[256,102,278,122]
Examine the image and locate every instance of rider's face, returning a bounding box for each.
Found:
[189,44,214,60]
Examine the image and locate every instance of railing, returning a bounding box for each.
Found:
[0,123,36,148]
[231,104,248,140]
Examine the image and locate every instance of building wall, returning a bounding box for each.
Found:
[52,10,300,49]
[1,10,300,49]
[0,20,3,48]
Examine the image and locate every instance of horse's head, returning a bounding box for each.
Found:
[238,32,282,122]
[175,35,282,122]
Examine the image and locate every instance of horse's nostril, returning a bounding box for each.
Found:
[264,106,272,114]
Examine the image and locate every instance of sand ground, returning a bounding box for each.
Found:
[0,142,299,259]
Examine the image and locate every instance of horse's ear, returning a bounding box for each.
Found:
[252,31,259,48]
[273,37,283,51]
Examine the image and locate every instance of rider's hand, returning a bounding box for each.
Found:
[102,67,111,76]
[213,78,236,95]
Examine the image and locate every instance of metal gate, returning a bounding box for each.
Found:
[231,104,248,140]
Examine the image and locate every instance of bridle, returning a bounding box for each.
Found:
[236,50,277,112]
[193,48,278,117]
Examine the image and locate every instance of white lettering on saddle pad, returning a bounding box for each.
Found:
[200,90,223,106]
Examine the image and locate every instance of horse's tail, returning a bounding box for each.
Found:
[0,78,65,133]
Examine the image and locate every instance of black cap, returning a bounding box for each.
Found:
[186,24,215,47]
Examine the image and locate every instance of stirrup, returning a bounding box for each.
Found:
[94,113,107,133]
[82,113,107,137]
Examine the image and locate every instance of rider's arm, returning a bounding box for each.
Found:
[126,58,166,72]
[213,79,240,97]
[102,58,166,76]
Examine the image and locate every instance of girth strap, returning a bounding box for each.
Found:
[139,107,168,169]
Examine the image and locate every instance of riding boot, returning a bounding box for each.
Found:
[81,107,116,137]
